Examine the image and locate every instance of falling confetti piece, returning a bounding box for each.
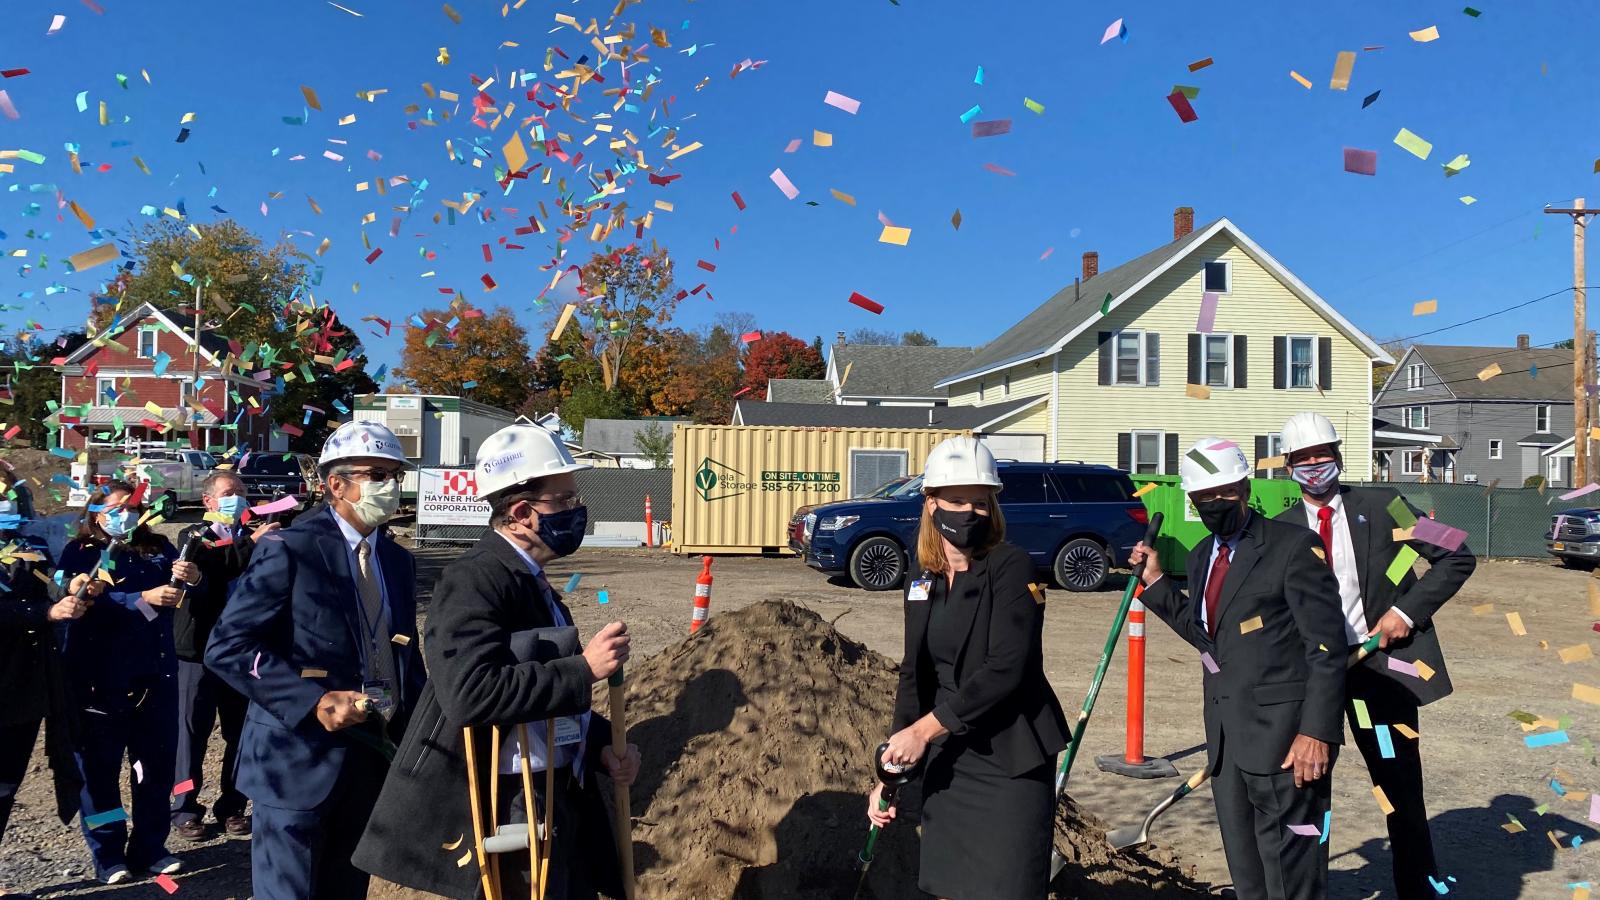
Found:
[1409,25,1441,42]
[848,292,884,315]
[154,874,179,895]
[1188,57,1214,71]
[823,90,860,114]
[1413,299,1437,315]
[1099,18,1127,45]
[1507,611,1527,635]
[46,14,66,34]
[1362,90,1381,108]
[878,225,911,246]
[769,168,799,200]
[971,119,1012,138]
[829,188,855,206]
[1477,362,1502,380]
[1459,196,1477,205]
[1023,97,1045,115]
[983,162,1017,176]
[1239,615,1263,634]
[1373,786,1395,815]
[1289,71,1312,89]
[1394,127,1433,160]
[951,209,962,230]
[1167,92,1197,123]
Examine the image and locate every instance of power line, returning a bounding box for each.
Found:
[1388,288,1574,343]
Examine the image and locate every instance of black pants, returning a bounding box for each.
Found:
[1211,737,1337,900]
[0,718,41,843]
[1346,664,1437,899]
[172,659,247,824]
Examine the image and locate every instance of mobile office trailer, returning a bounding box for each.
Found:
[350,393,517,498]
[672,424,968,555]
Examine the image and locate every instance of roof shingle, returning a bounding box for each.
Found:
[1411,345,1576,402]
[831,344,975,399]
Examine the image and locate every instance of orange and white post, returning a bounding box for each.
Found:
[644,494,654,548]
[690,555,713,633]
[1096,589,1178,779]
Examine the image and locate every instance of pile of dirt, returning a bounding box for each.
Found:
[621,600,1211,899]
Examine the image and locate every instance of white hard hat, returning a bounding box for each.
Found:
[922,436,1003,491]
[474,423,591,500]
[1180,437,1252,493]
[319,420,409,467]
[1280,411,1341,457]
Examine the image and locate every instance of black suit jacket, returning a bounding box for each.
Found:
[892,541,1069,779]
[352,532,623,900]
[1278,485,1476,705]
[1141,513,1348,775]
[172,523,258,662]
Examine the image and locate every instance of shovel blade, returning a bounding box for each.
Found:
[1106,822,1149,851]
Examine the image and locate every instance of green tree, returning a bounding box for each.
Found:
[562,383,630,442]
[632,422,673,468]
[573,245,679,391]
[2,329,89,446]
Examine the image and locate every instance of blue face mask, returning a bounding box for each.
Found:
[216,495,249,522]
[537,505,588,558]
[103,508,134,537]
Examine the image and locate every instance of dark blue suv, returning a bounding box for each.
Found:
[801,463,1148,592]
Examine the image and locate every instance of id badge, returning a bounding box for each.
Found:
[553,716,583,747]
[907,579,932,603]
[362,679,395,715]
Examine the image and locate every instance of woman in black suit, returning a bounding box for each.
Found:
[868,436,1070,899]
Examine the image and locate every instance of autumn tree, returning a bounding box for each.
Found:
[393,306,536,411]
[848,328,897,346]
[94,218,375,452]
[573,245,679,391]
[900,330,939,346]
[740,332,825,400]
[663,324,741,423]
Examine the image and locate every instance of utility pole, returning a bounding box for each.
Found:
[1588,330,1597,478]
[1547,199,1596,486]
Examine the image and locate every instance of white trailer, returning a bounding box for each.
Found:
[349,394,517,498]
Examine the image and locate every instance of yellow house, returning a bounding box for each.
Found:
[936,209,1393,478]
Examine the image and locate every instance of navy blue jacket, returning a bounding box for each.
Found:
[58,536,179,713]
[204,507,424,811]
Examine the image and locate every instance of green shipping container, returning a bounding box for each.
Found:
[1131,475,1307,577]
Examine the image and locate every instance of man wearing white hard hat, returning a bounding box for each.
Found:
[354,423,638,899]
[1129,437,1347,900]
[206,421,425,900]
[1276,412,1474,900]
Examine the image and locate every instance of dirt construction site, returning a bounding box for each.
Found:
[8,542,1600,898]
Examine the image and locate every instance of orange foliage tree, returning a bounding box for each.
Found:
[739,331,824,400]
[393,306,536,411]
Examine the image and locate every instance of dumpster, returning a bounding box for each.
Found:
[1132,475,1305,577]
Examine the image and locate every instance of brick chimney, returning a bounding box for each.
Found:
[1082,251,1099,280]
[1174,206,1194,240]
[836,330,846,345]
[1516,333,1530,350]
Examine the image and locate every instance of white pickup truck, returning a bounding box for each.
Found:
[123,448,218,506]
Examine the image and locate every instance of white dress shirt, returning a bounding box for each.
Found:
[1303,494,1370,645]
[499,532,590,776]
[1197,526,1246,634]
[330,508,390,678]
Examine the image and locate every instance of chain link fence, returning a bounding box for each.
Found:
[1353,482,1559,559]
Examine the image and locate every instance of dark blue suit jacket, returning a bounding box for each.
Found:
[204,506,425,811]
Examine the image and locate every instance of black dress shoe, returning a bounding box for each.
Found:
[224,815,252,836]
[174,819,209,841]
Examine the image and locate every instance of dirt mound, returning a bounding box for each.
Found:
[622,600,1211,900]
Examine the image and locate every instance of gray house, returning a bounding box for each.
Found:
[1373,338,1574,486]
[580,417,692,469]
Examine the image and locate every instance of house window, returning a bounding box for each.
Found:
[1488,439,1502,460]
[1115,332,1144,385]
[978,381,985,402]
[1403,406,1429,429]
[1402,450,1424,475]
[1003,374,1011,397]
[137,329,156,359]
[1131,431,1164,475]
[1203,260,1230,293]
[1537,404,1551,433]
[1407,364,1424,390]
[1204,335,1231,387]
[1288,336,1315,389]
[96,377,115,406]
[1549,455,1563,484]
[178,380,192,406]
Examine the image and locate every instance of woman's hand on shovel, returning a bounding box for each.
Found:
[866,783,897,828]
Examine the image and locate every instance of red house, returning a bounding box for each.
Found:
[52,302,278,453]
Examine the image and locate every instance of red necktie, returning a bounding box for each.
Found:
[1204,544,1231,638]
[1317,506,1334,569]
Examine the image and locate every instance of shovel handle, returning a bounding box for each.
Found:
[608,670,635,900]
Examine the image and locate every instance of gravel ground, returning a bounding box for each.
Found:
[5,530,1598,897]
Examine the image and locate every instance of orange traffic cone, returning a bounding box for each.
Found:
[690,556,713,633]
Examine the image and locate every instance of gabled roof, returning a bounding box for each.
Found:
[831,343,975,399]
[1404,344,1575,402]
[581,417,692,455]
[63,301,230,367]
[766,378,834,404]
[936,217,1393,387]
[732,395,1044,431]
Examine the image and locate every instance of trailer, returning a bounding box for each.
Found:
[349,393,517,498]
[671,423,968,555]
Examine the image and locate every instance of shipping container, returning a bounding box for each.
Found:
[351,394,517,499]
[672,424,969,555]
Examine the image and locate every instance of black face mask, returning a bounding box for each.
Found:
[536,505,588,558]
[933,507,991,549]
[1194,497,1248,537]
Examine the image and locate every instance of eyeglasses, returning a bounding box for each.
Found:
[336,468,404,484]
[528,492,582,511]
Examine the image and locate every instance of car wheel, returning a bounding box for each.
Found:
[1055,538,1110,592]
[849,537,905,591]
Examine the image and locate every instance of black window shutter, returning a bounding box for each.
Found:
[1116,432,1131,471]
[1164,433,1180,475]
[1318,337,1333,390]
[1145,333,1160,386]
[1187,333,1202,385]
[1233,335,1248,388]
[1098,332,1112,386]
[1273,336,1287,389]
[1255,436,1269,476]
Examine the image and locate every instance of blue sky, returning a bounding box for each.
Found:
[1,0,1596,378]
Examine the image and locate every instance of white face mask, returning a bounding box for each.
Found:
[346,478,400,528]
